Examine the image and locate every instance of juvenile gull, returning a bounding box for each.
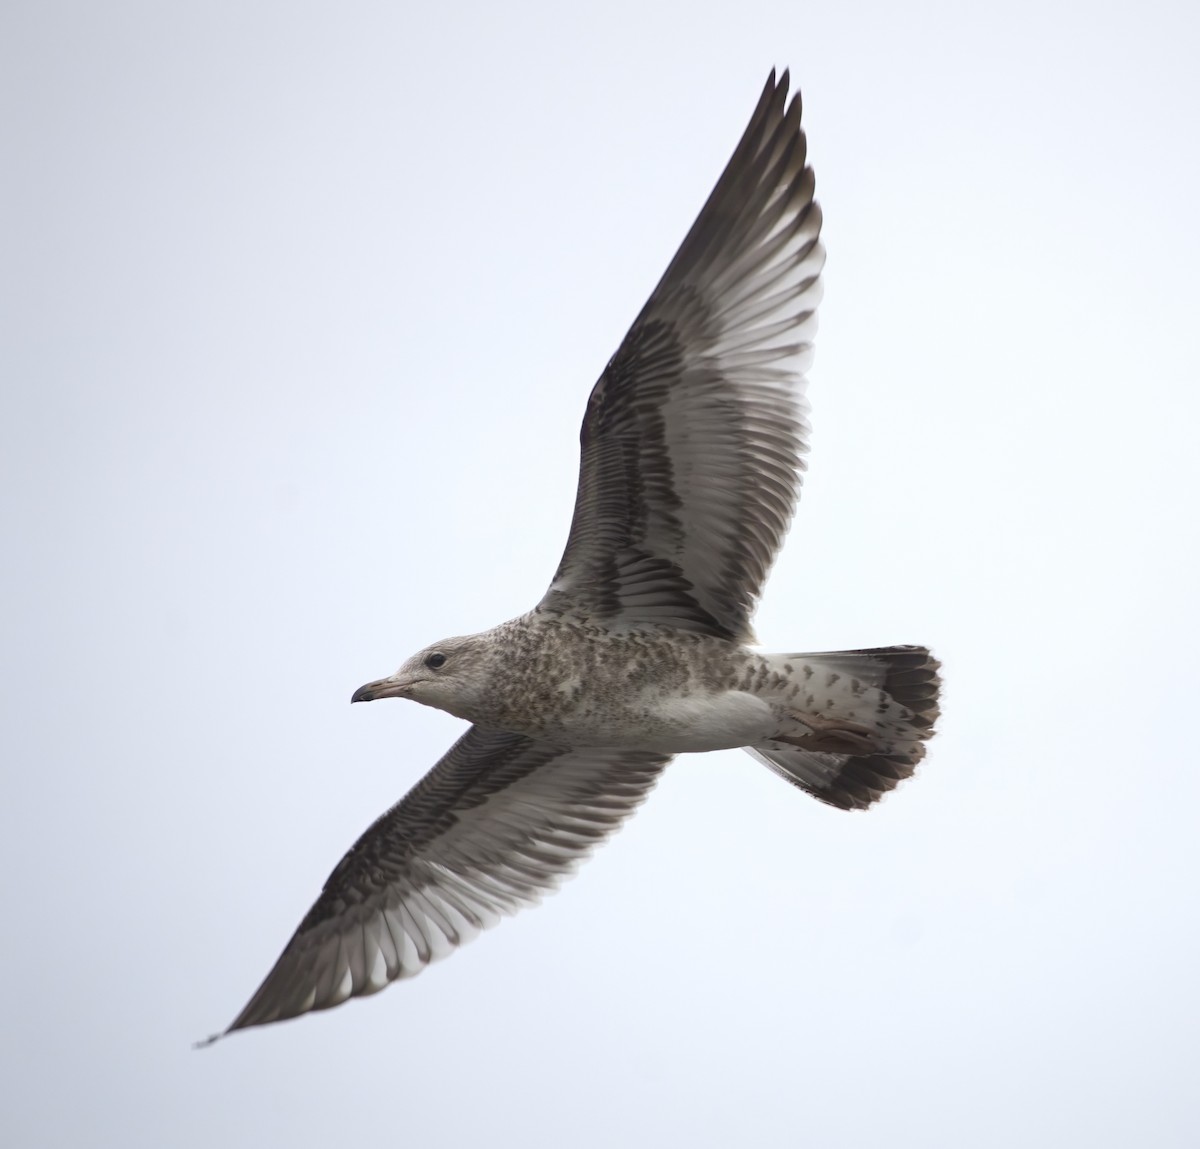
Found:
[201,70,941,1043]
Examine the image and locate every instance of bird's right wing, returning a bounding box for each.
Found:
[201,727,670,1042]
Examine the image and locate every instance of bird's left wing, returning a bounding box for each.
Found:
[539,71,824,642]
[200,726,670,1042]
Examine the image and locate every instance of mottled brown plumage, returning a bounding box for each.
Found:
[201,70,941,1045]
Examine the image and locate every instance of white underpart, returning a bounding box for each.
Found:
[633,689,775,753]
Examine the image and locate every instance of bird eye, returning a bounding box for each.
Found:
[424,652,447,670]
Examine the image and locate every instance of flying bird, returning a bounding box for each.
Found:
[201,69,940,1044]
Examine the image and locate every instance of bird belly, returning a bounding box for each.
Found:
[559,689,777,754]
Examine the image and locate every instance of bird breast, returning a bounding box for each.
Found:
[471,619,777,752]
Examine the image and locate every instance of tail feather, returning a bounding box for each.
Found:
[747,645,941,811]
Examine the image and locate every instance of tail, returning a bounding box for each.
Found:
[746,645,941,811]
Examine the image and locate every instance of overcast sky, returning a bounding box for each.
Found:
[3,1,1199,1146]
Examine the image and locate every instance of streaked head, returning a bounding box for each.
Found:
[351,633,490,721]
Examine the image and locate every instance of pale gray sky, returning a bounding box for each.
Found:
[3,1,1199,1146]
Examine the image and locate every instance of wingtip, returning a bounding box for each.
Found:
[762,67,788,102]
[192,1030,224,1050]
[755,68,795,131]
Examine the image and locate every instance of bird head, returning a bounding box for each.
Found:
[351,633,491,721]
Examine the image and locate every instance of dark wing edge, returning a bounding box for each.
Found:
[197,728,671,1044]
[540,69,824,640]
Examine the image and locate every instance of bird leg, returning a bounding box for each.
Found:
[775,715,880,756]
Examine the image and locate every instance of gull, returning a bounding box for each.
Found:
[200,69,940,1044]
